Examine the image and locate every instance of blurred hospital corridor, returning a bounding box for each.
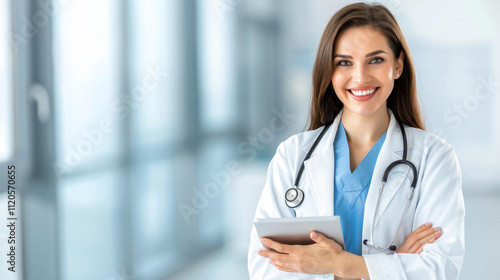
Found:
[0,0,499,279]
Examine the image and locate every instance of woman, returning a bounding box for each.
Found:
[248,2,465,280]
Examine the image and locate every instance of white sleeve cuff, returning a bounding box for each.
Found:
[363,254,387,280]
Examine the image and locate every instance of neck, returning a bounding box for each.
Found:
[341,106,390,146]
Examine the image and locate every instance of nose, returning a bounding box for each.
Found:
[352,64,371,84]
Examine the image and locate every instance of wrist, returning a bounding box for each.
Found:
[337,252,369,279]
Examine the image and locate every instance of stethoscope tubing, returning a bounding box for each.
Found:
[286,117,418,252]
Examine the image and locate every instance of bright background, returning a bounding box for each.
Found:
[0,0,499,279]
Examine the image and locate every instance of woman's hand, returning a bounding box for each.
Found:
[258,231,345,275]
[258,231,369,278]
[396,223,442,254]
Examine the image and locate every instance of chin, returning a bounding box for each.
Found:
[345,104,382,116]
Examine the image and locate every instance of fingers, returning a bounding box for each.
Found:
[414,222,433,233]
[413,226,441,241]
[409,228,442,253]
[258,239,296,270]
[415,241,432,254]
[258,249,293,264]
[397,224,431,253]
[271,261,296,273]
[261,238,293,254]
[397,223,443,254]
[310,231,329,244]
[406,222,433,241]
[410,227,442,247]
[310,231,342,249]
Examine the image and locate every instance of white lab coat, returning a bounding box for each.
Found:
[248,108,465,280]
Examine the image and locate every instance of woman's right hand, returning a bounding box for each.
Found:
[396,223,442,254]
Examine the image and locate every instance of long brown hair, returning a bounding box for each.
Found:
[307,2,424,130]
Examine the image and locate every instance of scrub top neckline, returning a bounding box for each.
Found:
[337,121,388,174]
[333,120,388,255]
[334,121,387,208]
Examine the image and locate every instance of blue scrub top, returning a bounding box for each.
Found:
[334,121,387,256]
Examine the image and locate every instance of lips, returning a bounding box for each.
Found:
[347,87,379,101]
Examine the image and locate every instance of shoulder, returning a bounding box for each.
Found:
[406,126,460,167]
[279,126,326,153]
[272,126,326,165]
[407,126,453,152]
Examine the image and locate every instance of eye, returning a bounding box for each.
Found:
[370,57,384,64]
[337,60,352,66]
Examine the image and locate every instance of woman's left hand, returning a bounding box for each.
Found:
[258,231,346,274]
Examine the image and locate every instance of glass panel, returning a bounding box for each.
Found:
[197,0,238,132]
[53,0,120,172]
[58,169,125,280]
[0,0,14,162]
[196,138,237,246]
[130,159,176,279]
[129,0,185,148]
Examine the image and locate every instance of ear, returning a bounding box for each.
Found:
[395,50,404,79]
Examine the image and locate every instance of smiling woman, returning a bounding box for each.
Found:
[248,2,464,280]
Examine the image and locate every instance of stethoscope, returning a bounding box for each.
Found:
[284,118,417,252]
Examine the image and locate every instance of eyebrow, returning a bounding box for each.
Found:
[333,50,387,59]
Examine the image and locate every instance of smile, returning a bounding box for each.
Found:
[348,87,379,96]
[347,87,379,102]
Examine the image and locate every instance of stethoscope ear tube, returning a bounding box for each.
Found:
[293,123,332,187]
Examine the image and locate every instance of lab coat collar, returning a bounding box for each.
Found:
[302,108,412,154]
[301,107,413,218]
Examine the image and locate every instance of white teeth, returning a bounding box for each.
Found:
[350,88,377,96]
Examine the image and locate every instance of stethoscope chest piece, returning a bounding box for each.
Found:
[285,187,304,208]
[284,123,332,209]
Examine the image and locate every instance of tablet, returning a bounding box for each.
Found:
[254,216,344,250]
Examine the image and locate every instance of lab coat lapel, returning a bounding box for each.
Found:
[364,109,413,228]
[301,109,343,216]
[300,108,412,221]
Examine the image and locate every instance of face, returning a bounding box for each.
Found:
[332,26,404,116]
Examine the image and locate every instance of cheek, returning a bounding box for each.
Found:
[331,72,347,92]
[380,64,395,80]
[382,68,395,87]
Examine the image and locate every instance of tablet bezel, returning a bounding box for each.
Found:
[254,216,344,250]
